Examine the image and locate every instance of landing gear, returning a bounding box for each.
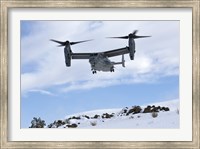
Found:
[110,68,114,72]
[91,68,97,74]
[92,70,97,74]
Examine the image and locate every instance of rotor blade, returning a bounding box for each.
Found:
[50,39,66,46]
[133,30,138,35]
[57,45,65,47]
[133,35,151,39]
[70,39,93,45]
[107,36,129,39]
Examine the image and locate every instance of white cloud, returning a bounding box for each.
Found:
[21,21,179,95]
[28,89,56,96]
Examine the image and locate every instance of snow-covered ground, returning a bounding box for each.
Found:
[48,99,179,129]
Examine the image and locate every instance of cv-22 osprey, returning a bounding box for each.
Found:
[51,30,150,74]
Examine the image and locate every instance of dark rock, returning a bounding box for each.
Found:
[67,123,78,128]
[93,114,100,119]
[143,105,170,113]
[147,105,151,108]
[71,116,81,120]
[127,106,142,115]
[143,106,151,113]
[55,120,65,127]
[102,113,113,119]
[163,107,170,111]
[57,120,65,125]
[48,119,66,128]
[118,107,129,116]
[123,109,127,113]
[84,115,90,119]
[47,123,53,128]
[151,107,159,112]
[165,107,170,111]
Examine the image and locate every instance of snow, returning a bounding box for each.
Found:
[77,112,179,129]
[145,99,179,111]
[49,99,179,129]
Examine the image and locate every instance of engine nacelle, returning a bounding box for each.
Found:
[64,45,72,67]
[128,38,136,60]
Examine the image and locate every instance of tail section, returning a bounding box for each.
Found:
[113,54,125,67]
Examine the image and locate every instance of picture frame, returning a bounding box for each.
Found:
[0,0,199,148]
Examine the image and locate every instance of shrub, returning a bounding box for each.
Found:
[90,121,97,126]
[151,112,158,118]
[102,113,113,119]
[67,123,78,128]
[161,107,170,111]
[93,114,100,119]
[143,106,151,113]
[29,117,46,128]
[176,109,179,115]
[127,106,142,115]
[84,115,90,119]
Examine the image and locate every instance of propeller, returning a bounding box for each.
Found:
[50,39,92,47]
[107,30,151,39]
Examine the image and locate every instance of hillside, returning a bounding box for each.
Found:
[46,99,179,129]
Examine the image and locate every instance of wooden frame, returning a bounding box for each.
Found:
[0,0,199,148]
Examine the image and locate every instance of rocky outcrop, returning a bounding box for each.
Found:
[47,105,170,128]
[66,123,78,128]
[102,113,114,119]
[126,106,142,115]
[143,105,170,113]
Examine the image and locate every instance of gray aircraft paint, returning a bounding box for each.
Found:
[51,31,150,74]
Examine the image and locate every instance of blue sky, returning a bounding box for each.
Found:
[21,21,179,128]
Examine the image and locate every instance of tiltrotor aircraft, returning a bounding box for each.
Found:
[51,31,150,74]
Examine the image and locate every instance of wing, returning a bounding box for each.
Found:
[103,47,129,57]
[71,47,129,59]
[71,53,97,59]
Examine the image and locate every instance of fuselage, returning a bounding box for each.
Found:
[89,53,114,72]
